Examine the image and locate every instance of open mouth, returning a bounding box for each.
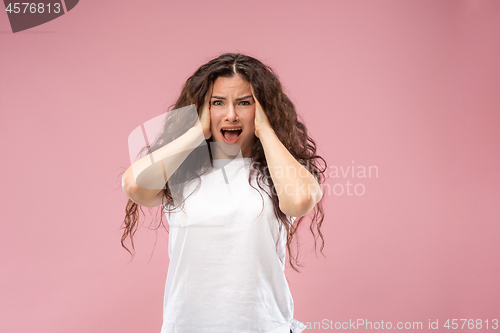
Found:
[221,128,243,143]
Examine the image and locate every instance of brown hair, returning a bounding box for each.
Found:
[121,53,327,271]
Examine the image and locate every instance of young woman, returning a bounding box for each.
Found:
[121,53,326,333]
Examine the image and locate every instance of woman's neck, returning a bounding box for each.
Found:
[210,142,251,159]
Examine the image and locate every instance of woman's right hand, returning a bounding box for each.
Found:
[199,82,213,140]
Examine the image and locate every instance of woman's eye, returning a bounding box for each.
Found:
[212,100,223,106]
[239,101,251,106]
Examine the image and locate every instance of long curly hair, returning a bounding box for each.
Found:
[121,53,327,271]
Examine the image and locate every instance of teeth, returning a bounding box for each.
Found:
[222,128,242,131]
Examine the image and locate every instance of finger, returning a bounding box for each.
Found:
[208,81,213,110]
[203,82,212,112]
[250,84,256,101]
[204,87,210,105]
[250,84,262,110]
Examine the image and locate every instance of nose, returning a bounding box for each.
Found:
[224,104,239,122]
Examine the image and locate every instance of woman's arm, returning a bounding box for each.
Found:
[121,126,205,207]
[252,88,323,217]
[122,85,213,207]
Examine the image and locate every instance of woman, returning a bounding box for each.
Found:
[121,53,326,333]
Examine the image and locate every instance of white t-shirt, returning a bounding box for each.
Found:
[161,157,304,333]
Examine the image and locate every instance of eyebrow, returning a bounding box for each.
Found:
[211,95,253,101]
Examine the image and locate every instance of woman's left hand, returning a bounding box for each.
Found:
[251,85,273,138]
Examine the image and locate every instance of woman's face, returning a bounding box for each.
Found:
[210,74,256,158]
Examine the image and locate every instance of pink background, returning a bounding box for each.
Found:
[1,1,499,332]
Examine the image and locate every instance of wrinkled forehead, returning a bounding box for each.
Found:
[212,74,252,97]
